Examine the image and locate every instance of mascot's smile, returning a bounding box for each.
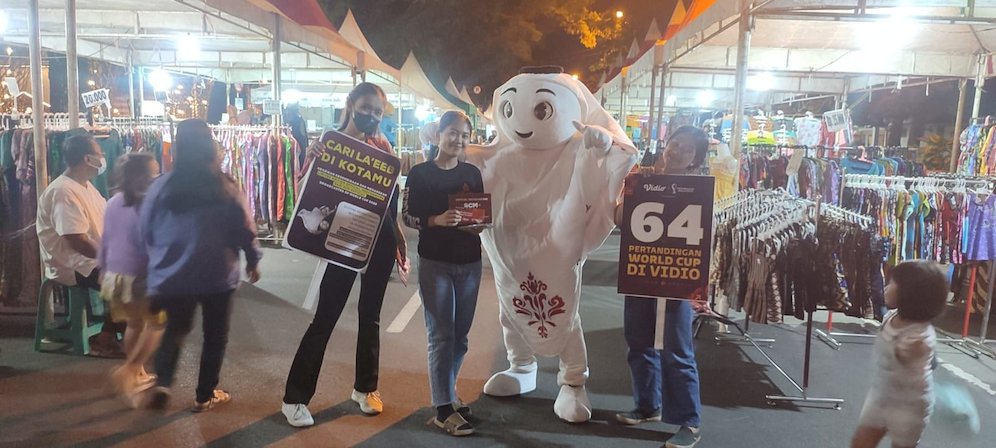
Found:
[516,131,534,138]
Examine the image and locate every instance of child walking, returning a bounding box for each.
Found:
[851,260,947,448]
[100,153,165,407]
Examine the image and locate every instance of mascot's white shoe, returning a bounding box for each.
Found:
[554,385,592,423]
[483,363,538,397]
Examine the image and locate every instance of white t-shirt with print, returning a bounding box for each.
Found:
[36,175,107,285]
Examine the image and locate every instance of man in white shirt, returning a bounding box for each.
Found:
[37,134,121,357]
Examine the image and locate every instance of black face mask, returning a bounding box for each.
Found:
[353,111,381,135]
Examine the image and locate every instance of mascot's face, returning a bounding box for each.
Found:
[495,74,584,150]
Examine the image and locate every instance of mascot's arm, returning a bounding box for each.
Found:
[463,144,495,172]
[577,124,638,256]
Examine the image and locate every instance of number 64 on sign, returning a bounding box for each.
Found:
[617,175,714,301]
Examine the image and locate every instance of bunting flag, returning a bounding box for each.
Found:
[257,0,336,30]
[662,0,688,42]
[644,18,663,43]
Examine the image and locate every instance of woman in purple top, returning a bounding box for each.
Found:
[140,119,263,412]
[99,152,163,406]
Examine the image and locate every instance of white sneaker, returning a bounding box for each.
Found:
[351,389,383,415]
[282,403,315,427]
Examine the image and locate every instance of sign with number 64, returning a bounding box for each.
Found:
[617,174,714,301]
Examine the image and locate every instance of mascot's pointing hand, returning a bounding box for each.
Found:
[572,120,613,154]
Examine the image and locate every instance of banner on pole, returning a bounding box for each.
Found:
[617,174,714,301]
[283,130,401,272]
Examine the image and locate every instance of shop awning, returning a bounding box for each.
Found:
[335,9,402,79]
[599,0,996,113]
[400,52,465,111]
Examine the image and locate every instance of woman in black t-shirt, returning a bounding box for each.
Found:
[403,111,484,437]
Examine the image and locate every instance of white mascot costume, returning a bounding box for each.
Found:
[465,67,637,422]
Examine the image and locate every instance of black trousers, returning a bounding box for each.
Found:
[283,227,397,405]
[153,290,235,403]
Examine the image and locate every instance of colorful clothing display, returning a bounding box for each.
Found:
[712,190,883,323]
[842,176,996,265]
[212,126,303,226]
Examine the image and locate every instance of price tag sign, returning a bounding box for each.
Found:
[617,174,714,301]
[263,99,280,115]
[81,88,111,109]
[3,77,19,97]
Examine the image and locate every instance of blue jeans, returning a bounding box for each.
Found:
[623,296,702,427]
[419,258,482,407]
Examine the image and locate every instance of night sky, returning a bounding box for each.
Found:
[537,0,680,83]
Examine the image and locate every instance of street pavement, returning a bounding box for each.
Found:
[2,232,995,447]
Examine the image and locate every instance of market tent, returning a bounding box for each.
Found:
[458,86,475,107]
[599,0,996,114]
[595,0,715,108]
[336,9,402,80]
[399,52,465,111]
[445,77,461,98]
[0,0,468,113]
[0,0,362,85]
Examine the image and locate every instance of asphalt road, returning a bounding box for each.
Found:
[2,232,995,447]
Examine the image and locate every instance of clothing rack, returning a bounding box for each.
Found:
[209,124,300,242]
[824,174,996,360]
[710,190,844,409]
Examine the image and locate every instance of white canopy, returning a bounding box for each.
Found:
[336,9,401,80]
[0,0,463,111]
[400,52,464,111]
[598,0,996,114]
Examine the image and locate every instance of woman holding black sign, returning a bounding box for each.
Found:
[403,111,485,437]
[613,126,710,448]
[282,82,408,428]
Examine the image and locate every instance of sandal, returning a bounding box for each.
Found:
[432,412,475,437]
[192,389,231,413]
[453,398,473,419]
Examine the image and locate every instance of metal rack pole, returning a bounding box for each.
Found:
[765,195,844,408]
[964,261,996,359]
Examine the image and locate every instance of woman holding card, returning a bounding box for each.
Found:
[613,126,710,448]
[403,111,485,437]
[282,82,408,428]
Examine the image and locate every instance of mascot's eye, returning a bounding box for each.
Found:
[502,101,513,119]
[534,101,553,120]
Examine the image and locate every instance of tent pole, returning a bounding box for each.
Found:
[619,69,628,127]
[971,53,985,120]
[398,83,404,147]
[66,0,80,128]
[647,66,658,145]
[271,12,282,130]
[951,78,969,172]
[128,54,136,119]
[29,0,48,196]
[269,12,282,233]
[657,62,667,145]
[730,0,753,159]
[648,44,663,147]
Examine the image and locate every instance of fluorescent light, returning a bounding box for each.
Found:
[414,104,431,122]
[148,69,173,92]
[748,72,775,91]
[283,89,302,104]
[176,35,200,55]
[697,90,715,107]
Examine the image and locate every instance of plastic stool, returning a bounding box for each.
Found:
[33,279,104,355]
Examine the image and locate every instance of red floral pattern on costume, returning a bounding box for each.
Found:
[511,273,566,338]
